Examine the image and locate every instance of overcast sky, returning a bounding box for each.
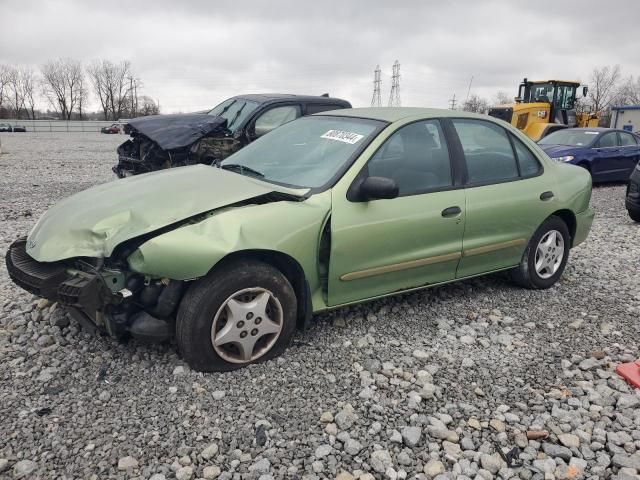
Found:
[1,0,639,113]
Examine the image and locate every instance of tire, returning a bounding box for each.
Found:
[511,215,570,289]
[176,259,297,372]
[629,209,640,223]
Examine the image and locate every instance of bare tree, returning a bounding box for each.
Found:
[617,76,640,106]
[86,60,132,120]
[0,64,11,113]
[20,67,38,119]
[41,58,85,120]
[138,95,160,116]
[462,94,489,114]
[493,90,512,105]
[588,65,622,115]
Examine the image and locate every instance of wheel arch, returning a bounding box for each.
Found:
[549,209,577,246]
[211,249,312,330]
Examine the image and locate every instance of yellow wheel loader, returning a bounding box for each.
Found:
[488,78,598,141]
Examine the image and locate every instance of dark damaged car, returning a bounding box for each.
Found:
[113,93,351,177]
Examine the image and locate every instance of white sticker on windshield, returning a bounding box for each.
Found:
[321,130,364,144]
[585,131,599,135]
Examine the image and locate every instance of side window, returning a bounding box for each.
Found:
[452,119,519,184]
[306,103,345,115]
[367,120,452,196]
[254,105,301,137]
[619,132,638,146]
[598,133,618,148]
[512,136,542,177]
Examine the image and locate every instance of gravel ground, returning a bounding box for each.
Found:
[1,132,639,480]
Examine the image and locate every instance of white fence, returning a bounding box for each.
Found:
[0,119,121,133]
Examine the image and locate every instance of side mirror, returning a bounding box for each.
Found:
[582,86,588,97]
[359,176,399,200]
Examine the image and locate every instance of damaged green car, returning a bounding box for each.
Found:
[6,108,594,371]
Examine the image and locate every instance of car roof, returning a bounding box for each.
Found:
[234,93,351,106]
[317,107,496,123]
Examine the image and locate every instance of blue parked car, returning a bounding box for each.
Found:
[538,128,640,182]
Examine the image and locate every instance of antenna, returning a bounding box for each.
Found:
[371,65,382,107]
[449,93,457,110]
[388,60,401,107]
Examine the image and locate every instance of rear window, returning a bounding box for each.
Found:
[619,132,638,146]
[452,119,519,184]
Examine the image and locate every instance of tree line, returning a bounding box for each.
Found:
[461,65,640,126]
[0,58,160,120]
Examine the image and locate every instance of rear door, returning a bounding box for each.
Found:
[592,132,625,180]
[618,131,640,179]
[449,118,557,278]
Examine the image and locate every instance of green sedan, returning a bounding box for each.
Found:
[6,108,594,371]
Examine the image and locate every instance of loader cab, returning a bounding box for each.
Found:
[517,79,581,127]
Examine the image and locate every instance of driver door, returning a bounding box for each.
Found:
[327,119,465,306]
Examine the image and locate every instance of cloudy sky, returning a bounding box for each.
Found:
[1,0,639,113]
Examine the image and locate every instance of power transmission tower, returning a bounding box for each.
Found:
[388,60,401,107]
[371,65,382,107]
[449,93,457,110]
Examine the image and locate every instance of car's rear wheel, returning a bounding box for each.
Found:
[628,209,640,223]
[511,215,570,289]
[176,260,297,371]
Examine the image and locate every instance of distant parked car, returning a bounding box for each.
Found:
[12,125,26,132]
[101,123,122,134]
[0,123,12,132]
[113,93,351,177]
[538,127,640,182]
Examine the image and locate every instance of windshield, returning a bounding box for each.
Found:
[527,83,554,103]
[219,116,383,189]
[208,98,260,131]
[538,129,599,146]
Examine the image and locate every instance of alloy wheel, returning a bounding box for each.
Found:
[210,287,283,364]
[534,230,565,279]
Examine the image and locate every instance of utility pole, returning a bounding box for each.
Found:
[388,60,401,107]
[371,65,382,107]
[449,93,457,110]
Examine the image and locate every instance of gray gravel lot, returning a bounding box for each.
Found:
[1,132,639,480]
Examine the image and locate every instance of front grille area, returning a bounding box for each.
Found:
[5,238,68,299]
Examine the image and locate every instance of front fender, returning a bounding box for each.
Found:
[127,190,332,299]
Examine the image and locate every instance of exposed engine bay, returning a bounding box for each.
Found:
[113,113,243,177]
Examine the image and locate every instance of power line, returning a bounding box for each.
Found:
[388,60,401,107]
[371,65,382,107]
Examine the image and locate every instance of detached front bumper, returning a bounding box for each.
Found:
[6,238,128,335]
[5,238,174,341]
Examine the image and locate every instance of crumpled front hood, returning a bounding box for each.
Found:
[27,165,307,262]
[127,113,229,150]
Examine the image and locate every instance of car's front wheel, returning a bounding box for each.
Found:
[511,215,570,289]
[176,260,297,372]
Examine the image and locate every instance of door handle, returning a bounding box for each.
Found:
[540,191,554,201]
[441,206,462,217]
